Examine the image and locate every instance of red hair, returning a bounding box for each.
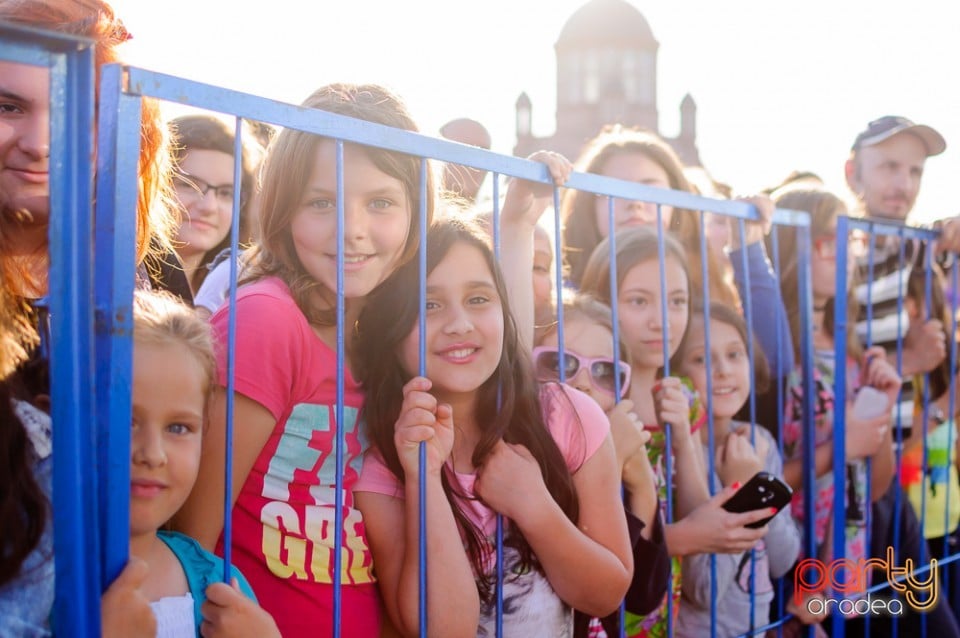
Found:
[0,0,177,264]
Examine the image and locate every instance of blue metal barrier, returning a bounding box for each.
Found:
[833,216,950,638]
[0,23,101,638]
[12,20,959,635]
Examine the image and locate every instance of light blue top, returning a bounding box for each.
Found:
[158,531,257,636]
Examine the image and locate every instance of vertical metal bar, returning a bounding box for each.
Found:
[797,222,818,583]
[492,173,501,260]
[50,46,101,635]
[608,200,621,410]
[918,241,934,638]
[222,119,245,585]
[797,222,818,638]
[608,199,621,403]
[553,186,565,383]
[655,204,675,637]
[737,218,759,635]
[332,140,346,637]
[93,64,139,587]
[945,257,959,605]
[891,230,907,638]
[607,196,627,638]
[770,225,785,638]
[863,227,875,638]
[699,211,717,638]
[866,232,876,347]
[417,158,429,638]
[491,173,504,638]
[830,216,850,638]
[943,253,960,600]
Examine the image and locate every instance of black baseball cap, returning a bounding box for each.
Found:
[851,116,946,156]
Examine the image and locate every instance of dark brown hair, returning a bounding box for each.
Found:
[0,258,45,587]
[355,216,579,602]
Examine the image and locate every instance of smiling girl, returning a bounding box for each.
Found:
[130,290,278,637]
[174,83,435,637]
[353,217,632,637]
[534,292,669,637]
[168,115,262,295]
[672,302,800,637]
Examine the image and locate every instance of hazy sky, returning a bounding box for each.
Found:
[113,0,958,223]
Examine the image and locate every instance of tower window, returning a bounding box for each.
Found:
[584,49,599,104]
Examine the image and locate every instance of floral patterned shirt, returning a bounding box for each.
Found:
[782,350,869,570]
[623,378,706,638]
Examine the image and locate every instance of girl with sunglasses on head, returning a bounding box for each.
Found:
[534,292,670,638]
[580,227,773,637]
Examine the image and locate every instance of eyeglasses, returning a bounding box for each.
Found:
[532,346,631,397]
[174,170,240,206]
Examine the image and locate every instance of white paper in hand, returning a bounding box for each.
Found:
[852,386,890,420]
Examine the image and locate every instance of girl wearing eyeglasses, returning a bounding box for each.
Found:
[534,292,670,637]
[168,115,263,295]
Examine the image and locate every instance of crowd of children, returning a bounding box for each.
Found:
[3,1,960,637]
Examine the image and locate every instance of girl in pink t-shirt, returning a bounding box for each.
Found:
[173,83,436,637]
[353,217,633,637]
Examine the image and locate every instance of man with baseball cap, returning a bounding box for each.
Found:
[846,115,949,379]
[843,117,960,637]
[846,115,946,223]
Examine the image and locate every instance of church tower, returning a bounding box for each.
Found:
[515,0,700,166]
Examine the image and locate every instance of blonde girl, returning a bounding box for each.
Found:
[130,290,278,637]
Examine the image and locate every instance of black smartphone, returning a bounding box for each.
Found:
[721,471,793,529]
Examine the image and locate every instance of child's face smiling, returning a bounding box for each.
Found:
[173,149,237,262]
[0,62,51,227]
[617,256,689,370]
[678,317,751,428]
[130,341,206,539]
[400,241,504,406]
[290,141,411,300]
